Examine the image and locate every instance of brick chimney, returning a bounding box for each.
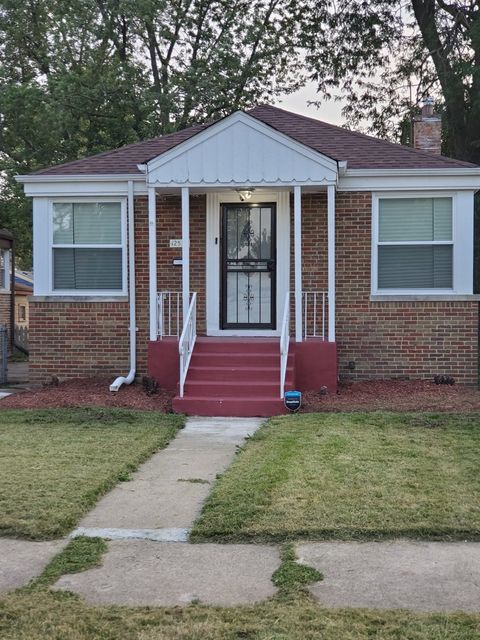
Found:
[413,97,442,154]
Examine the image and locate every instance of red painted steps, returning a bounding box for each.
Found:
[172,337,295,417]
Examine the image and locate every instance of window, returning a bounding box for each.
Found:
[18,305,26,322]
[52,201,124,292]
[0,249,9,291]
[375,197,453,291]
[0,250,5,289]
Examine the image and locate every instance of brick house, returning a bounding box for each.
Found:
[16,105,480,416]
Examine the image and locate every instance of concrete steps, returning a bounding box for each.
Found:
[172,338,294,417]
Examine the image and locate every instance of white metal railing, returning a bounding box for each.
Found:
[302,291,327,340]
[279,292,290,399]
[157,291,181,339]
[179,292,197,398]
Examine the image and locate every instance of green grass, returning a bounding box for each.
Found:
[191,412,480,542]
[0,408,183,539]
[1,586,479,639]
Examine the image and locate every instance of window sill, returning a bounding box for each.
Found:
[30,295,128,302]
[370,294,480,302]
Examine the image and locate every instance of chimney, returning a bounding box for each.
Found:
[413,97,442,155]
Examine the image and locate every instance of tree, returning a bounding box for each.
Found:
[303,0,480,164]
[0,0,305,265]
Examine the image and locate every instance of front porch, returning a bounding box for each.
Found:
[145,185,338,416]
[143,112,339,415]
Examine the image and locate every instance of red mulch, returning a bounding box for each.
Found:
[303,379,480,413]
[1,378,480,413]
[0,378,174,412]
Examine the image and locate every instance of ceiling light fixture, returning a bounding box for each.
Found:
[236,188,255,202]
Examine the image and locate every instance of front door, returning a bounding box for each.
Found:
[221,203,276,330]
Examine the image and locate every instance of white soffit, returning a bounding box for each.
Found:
[143,111,338,186]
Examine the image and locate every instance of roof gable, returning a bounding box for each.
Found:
[144,112,338,186]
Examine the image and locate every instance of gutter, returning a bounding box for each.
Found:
[110,180,136,392]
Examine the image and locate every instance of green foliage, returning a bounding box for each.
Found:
[0,0,305,265]
[303,1,480,163]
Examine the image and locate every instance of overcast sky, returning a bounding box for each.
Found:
[275,81,346,125]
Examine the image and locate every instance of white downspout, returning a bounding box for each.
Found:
[110,180,136,391]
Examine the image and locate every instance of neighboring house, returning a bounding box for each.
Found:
[16,104,480,416]
[0,230,13,343]
[15,280,33,328]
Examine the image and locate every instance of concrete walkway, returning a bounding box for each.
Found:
[297,541,480,613]
[74,417,262,539]
[55,416,282,606]
[0,539,65,592]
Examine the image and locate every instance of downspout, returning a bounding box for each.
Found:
[110,180,136,392]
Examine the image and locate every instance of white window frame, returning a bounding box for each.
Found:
[371,191,474,298]
[0,249,10,293]
[48,197,127,296]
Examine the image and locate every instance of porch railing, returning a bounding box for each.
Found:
[302,291,327,340]
[157,291,181,339]
[179,292,197,398]
[279,292,290,399]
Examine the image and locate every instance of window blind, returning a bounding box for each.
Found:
[378,245,453,289]
[377,197,453,290]
[53,203,122,244]
[379,198,452,242]
[53,248,123,290]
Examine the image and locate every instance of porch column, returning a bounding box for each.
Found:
[327,184,336,342]
[148,186,157,341]
[294,185,302,342]
[181,186,190,325]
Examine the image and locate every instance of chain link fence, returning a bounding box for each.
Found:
[0,326,7,384]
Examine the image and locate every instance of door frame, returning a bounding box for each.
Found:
[220,202,277,330]
[206,189,290,336]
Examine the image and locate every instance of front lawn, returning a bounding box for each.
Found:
[191,412,480,541]
[0,408,183,539]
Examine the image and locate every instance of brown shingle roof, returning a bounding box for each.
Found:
[32,104,477,176]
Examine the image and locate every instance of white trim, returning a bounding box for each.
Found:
[205,189,290,336]
[181,187,190,324]
[41,197,127,297]
[327,184,336,342]
[371,191,474,297]
[340,172,480,192]
[0,249,10,293]
[148,187,157,341]
[294,186,302,342]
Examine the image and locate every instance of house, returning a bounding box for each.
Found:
[16,104,480,416]
[14,271,33,330]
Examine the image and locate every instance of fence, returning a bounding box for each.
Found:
[0,326,7,384]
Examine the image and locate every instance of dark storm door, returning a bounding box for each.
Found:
[221,203,276,330]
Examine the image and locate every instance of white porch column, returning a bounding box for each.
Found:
[148,186,157,341]
[327,184,336,342]
[181,186,190,325]
[294,185,302,342]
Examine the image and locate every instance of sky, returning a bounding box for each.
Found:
[275,81,346,125]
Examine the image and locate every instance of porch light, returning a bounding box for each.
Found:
[236,188,255,202]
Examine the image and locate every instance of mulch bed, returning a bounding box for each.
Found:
[303,379,480,413]
[0,378,174,412]
[1,377,480,413]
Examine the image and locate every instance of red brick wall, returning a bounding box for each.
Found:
[29,301,130,385]
[335,191,478,383]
